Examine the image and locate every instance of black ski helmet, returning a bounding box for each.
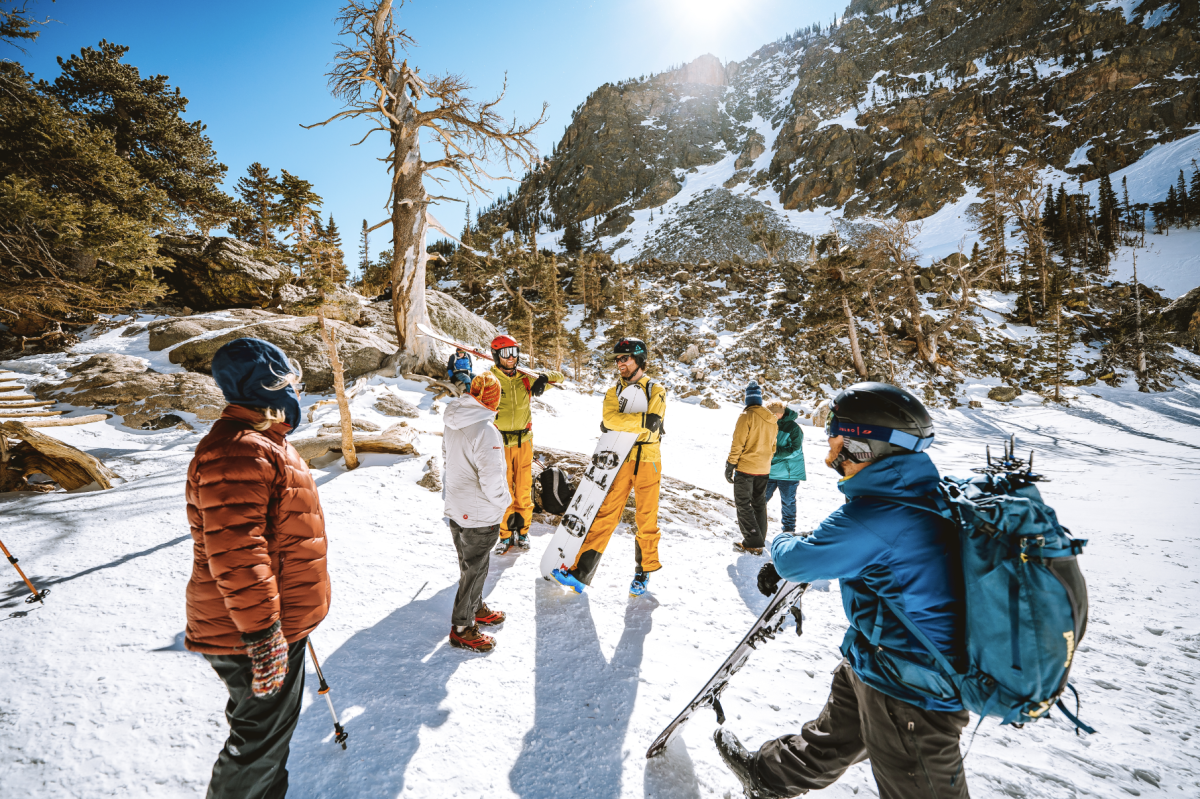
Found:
[825,382,934,474]
[612,338,648,370]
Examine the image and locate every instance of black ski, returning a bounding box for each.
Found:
[646,581,809,759]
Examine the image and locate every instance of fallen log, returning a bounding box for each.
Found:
[404,373,462,397]
[0,401,55,409]
[0,384,27,393]
[291,423,421,467]
[0,394,36,402]
[20,414,109,428]
[1,420,119,490]
[0,410,65,418]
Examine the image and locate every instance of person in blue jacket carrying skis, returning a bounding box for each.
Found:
[715,382,970,799]
[763,399,805,536]
[446,347,473,392]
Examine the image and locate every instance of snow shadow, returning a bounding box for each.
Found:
[286,577,491,797]
[508,582,658,798]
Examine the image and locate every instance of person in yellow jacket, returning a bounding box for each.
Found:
[725,380,777,555]
[563,338,666,597]
[488,334,564,553]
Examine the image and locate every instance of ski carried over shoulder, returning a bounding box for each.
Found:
[645,581,809,759]
[415,323,539,378]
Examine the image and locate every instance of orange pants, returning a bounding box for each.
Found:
[500,436,533,540]
[570,460,661,585]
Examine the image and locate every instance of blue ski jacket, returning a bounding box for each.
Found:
[771,452,965,712]
[447,353,473,380]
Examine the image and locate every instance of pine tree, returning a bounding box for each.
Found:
[1190,161,1200,224]
[1097,172,1117,251]
[1121,176,1133,240]
[230,163,281,249]
[1177,170,1190,227]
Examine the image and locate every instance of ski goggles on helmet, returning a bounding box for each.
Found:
[824,413,934,452]
[496,346,519,360]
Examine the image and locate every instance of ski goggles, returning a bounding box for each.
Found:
[824,413,934,452]
[496,347,519,360]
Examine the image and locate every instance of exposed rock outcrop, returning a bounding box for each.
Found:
[157,235,291,312]
[147,318,244,351]
[32,353,226,428]
[169,317,392,392]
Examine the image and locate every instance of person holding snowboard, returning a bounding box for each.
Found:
[555,338,666,596]
[763,399,805,536]
[489,334,564,553]
[725,380,777,555]
[446,347,474,392]
[185,338,331,799]
[442,372,511,652]
[715,382,970,799]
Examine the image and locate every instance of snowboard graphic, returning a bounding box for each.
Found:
[645,581,809,759]
[538,384,649,581]
[415,323,540,378]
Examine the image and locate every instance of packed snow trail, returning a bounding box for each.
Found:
[1,335,1198,797]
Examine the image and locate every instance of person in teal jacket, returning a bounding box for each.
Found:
[763,400,804,534]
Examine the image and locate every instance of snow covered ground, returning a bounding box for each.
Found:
[2,321,1199,798]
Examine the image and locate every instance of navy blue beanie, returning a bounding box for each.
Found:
[745,380,763,407]
[211,338,302,433]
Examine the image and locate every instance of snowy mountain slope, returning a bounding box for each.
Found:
[2,323,1198,798]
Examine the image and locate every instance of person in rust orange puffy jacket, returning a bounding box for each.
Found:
[185,337,330,799]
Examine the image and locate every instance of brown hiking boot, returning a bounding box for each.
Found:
[475,603,506,626]
[733,541,764,555]
[449,625,495,652]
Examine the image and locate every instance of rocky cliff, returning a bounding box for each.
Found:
[490,0,1199,260]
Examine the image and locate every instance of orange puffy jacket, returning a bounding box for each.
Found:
[184,404,330,654]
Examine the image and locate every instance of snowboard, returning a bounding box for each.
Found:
[538,384,649,581]
[415,323,539,378]
[645,581,809,759]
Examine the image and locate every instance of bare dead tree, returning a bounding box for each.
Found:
[305,0,546,373]
[863,214,934,364]
[998,163,1049,326]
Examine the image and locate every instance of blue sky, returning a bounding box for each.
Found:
[12,0,847,267]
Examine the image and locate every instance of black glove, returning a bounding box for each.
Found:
[724,462,736,484]
[531,374,549,396]
[757,562,781,597]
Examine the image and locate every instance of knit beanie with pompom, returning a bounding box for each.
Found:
[470,372,503,411]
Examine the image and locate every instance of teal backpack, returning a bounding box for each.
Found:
[882,440,1093,733]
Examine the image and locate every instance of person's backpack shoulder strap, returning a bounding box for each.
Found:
[643,378,665,437]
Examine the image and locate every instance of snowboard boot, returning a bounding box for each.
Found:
[629,570,650,597]
[515,532,530,550]
[494,537,514,555]
[733,542,765,556]
[714,728,789,799]
[551,568,586,594]
[475,603,506,626]
[449,624,495,652]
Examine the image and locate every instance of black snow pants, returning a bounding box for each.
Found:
[204,638,308,799]
[734,471,769,548]
[450,519,501,627]
[754,661,971,799]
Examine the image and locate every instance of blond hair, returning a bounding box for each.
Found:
[764,399,788,415]
[252,407,288,431]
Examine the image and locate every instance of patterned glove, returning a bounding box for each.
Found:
[724,462,736,484]
[243,622,288,698]
[757,562,781,597]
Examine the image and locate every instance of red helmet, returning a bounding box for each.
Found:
[491,334,520,368]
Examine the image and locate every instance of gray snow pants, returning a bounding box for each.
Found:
[450,519,501,627]
[204,638,308,799]
[734,471,769,548]
[754,661,971,799]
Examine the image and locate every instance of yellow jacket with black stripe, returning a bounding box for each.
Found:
[490,365,564,444]
[602,374,667,464]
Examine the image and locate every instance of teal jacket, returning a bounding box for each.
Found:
[768,407,806,481]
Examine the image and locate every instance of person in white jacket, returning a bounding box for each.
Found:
[442,372,511,652]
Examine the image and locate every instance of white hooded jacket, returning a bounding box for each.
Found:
[442,395,511,527]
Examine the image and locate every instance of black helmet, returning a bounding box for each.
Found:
[611,338,648,370]
[825,382,934,473]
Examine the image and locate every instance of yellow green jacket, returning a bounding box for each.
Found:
[490,365,564,444]
[602,374,667,464]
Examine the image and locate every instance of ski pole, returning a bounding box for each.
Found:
[306,639,348,750]
[0,536,48,605]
